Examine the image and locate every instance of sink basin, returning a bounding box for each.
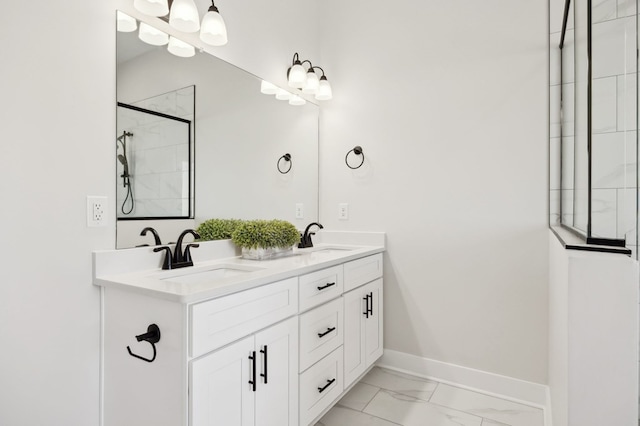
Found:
[158,264,264,285]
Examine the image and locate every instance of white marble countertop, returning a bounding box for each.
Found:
[93,232,385,304]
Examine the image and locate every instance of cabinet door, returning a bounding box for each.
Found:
[191,336,256,426]
[254,318,299,426]
[343,286,367,388]
[364,279,383,366]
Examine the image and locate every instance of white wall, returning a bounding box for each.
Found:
[318,0,550,383]
[0,1,320,425]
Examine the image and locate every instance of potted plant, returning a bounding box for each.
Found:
[196,218,243,241]
[231,219,300,260]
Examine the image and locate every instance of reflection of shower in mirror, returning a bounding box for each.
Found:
[117,131,134,215]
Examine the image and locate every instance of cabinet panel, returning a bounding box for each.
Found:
[299,347,344,426]
[255,318,299,426]
[364,279,383,365]
[343,254,383,292]
[191,277,298,357]
[191,336,255,426]
[299,265,344,312]
[299,298,344,372]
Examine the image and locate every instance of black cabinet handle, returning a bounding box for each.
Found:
[248,351,256,392]
[317,282,336,291]
[260,345,268,384]
[363,294,370,318]
[318,378,336,393]
[368,292,374,316]
[317,327,336,338]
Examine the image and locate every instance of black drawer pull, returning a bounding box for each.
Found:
[318,378,336,393]
[363,294,370,318]
[317,327,336,338]
[368,292,374,316]
[248,351,257,392]
[260,345,268,384]
[317,282,336,291]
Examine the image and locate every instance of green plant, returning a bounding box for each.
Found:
[196,218,243,241]
[231,219,300,249]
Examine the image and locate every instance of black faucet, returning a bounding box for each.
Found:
[153,229,200,270]
[140,227,162,245]
[298,222,323,248]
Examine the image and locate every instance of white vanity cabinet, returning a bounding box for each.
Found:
[191,317,298,426]
[98,247,384,426]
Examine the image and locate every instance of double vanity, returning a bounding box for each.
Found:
[93,232,385,426]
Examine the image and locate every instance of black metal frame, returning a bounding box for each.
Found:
[116,102,194,221]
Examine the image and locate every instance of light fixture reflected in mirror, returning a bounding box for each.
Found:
[139,22,169,46]
[169,0,200,33]
[117,11,137,32]
[260,80,278,95]
[168,36,195,57]
[200,0,228,46]
[275,88,291,101]
[133,0,169,17]
[289,95,306,106]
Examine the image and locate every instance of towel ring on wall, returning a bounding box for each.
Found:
[277,153,292,174]
[345,146,365,169]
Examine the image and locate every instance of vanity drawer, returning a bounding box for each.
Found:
[299,265,343,312]
[299,298,344,372]
[299,346,344,426]
[190,277,298,358]
[344,253,383,292]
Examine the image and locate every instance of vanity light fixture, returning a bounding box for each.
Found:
[134,0,169,17]
[199,0,228,46]
[169,0,200,33]
[287,53,333,100]
[139,22,169,46]
[168,36,196,57]
[260,80,278,95]
[117,11,138,32]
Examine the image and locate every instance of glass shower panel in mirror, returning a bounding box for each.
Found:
[589,0,637,252]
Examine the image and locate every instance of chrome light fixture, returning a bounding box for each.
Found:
[200,0,228,46]
[169,0,200,33]
[287,53,333,101]
[134,0,169,17]
[139,22,169,46]
[168,36,196,57]
[117,11,138,32]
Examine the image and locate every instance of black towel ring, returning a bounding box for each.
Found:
[345,146,365,169]
[277,153,292,174]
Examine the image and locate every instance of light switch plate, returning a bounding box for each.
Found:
[296,203,304,219]
[338,203,349,220]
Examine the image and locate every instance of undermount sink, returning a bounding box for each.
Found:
[158,264,264,285]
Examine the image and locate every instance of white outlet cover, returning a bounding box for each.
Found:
[87,196,108,227]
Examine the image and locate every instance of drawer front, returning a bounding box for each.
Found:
[343,253,383,292]
[299,346,344,426]
[190,277,298,358]
[299,265,344,312]
[299,298,344,372]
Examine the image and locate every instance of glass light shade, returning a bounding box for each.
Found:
[301,71,319,94]
[169,0,200,33]
[133,0,169,17]
[289,95,306,106]
[117,11,137,33]
[168,36,195,57]
[315,77,333,100]
[260,81,278,95]
[139,22,169,46]
[275,89,291,101]
[200,9,228,46]
[288,63,307,89]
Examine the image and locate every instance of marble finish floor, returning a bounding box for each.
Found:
[316,367,545,426]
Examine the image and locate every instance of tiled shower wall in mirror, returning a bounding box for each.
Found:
[550,0,639,257]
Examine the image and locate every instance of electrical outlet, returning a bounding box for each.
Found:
[87,196,108,227]
[338,203,349,220]
[295,203,304,219]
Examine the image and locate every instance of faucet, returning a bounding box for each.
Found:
[298,222,323,248]
[140,227,162,246]
[153,229,200,270]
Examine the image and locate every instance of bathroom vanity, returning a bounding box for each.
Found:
[93,234,384,426]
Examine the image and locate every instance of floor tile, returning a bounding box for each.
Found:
[337,382,380,411]
[315,405,400,426]
[430,384,543,426]
[363,389,483,426]
[360,367,439,401]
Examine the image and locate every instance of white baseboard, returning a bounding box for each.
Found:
[377,349,550,413]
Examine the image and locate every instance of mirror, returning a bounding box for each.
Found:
[116,18,319,248]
